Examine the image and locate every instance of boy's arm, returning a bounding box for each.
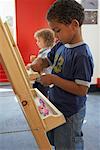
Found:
[40,74,88,96]
[30,57,50,73]
[29,42,63,72]
[52,75,88,96]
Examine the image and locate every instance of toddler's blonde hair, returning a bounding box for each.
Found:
[34,28,55,48]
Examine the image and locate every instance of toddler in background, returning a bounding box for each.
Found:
[30,28,55,97]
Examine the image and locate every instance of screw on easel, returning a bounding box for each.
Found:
[22,100,28,106]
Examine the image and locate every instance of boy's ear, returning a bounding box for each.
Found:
[71,19,79,29]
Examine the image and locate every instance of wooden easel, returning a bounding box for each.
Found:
[0,18,66,150]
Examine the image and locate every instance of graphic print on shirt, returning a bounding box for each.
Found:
[53,53,64,73]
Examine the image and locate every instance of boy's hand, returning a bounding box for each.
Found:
[39,74,55,86]
[31,58,43,73]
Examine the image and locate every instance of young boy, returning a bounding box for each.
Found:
[30,0,94,149]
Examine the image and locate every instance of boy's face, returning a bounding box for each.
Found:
[35,37,46,49]
[48,20,79,44]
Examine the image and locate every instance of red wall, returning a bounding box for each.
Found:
[15,0,55,64]
[0,65,8,82]
[0,0,55,82]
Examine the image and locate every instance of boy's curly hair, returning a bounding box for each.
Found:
[47,0,85,26]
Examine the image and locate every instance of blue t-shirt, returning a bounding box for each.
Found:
[47,42,94,117]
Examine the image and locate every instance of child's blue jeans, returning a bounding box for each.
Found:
[47,106,86,150]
